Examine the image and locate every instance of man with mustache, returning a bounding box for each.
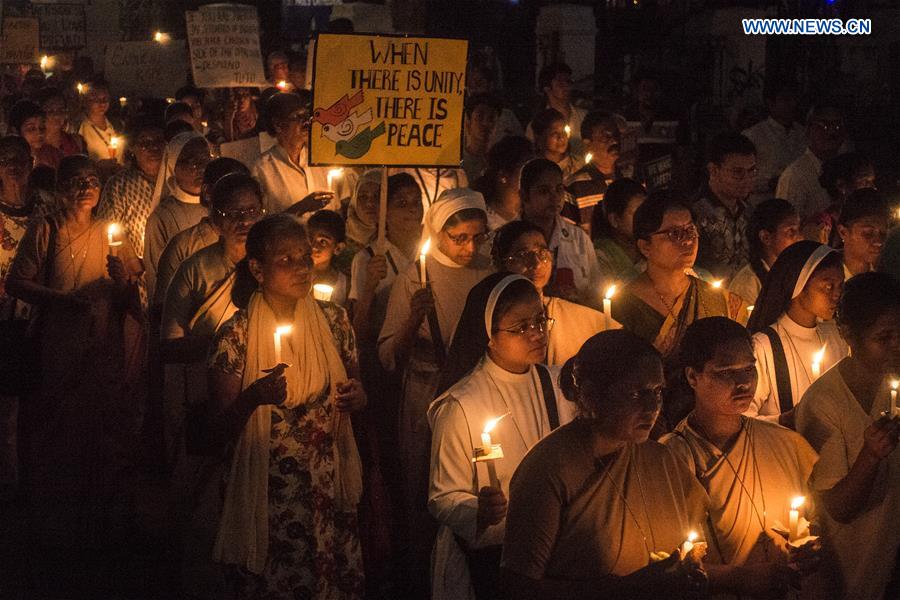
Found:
[565,111,622,229]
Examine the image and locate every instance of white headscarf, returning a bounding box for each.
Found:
[791,244,838,298]
[484,274,530,338]
[346,169,382,245]
[150,130,208,212]
[423,187,487,268]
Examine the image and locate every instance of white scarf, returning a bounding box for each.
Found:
[423,187,487,268]
[213,291,363,573]
[150,131,207,212]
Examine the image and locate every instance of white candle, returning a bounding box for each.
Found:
[564,124,571,137]
[40,55,49,73]
[811,346,825,380]
[108,136,119,160]
[789,496,804,542]
[584,152,593,165]
[312,283,334,302]
[107,223,122,257]
[119,96,128,109]
[747,304,754,316]
[603,285,616,330]
[891,379,898,417]
[681,530,698,556]
[480,431,492,449]
[481,415,507,489]
[326,168,344,193]
[419,238,431,289]
[274,325,292,365]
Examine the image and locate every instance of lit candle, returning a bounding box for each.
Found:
[564,124,571,137]
[681,530,698,556]
[789,496,804,542]
[107,223,123,256]
[153,31,169,44]
[326,168,344,193]
[108,136,119,160]
[276,80,288,91]
[584,152,593,165]
[419,238,431,289]
[274,325,292,365]
[603,284,616,330]
[891,379,899,417]
[312,283,334,302]
[40,55,49,73]
[811,346,825,380]
[119,96,128,109]
[747,304,754,316]
[166,97,175,104]
[480,415,508,489]
[711,279,723,289]
[76,82,85,95]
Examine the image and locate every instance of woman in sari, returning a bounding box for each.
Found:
[501,330,709,599]
[429,273,575,600]
[6,155,145,593]
[207,213,367,599]
[614,191,748,361]
[491,219,614,366]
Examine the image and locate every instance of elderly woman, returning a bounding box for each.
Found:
[6,155,144,589]
[207,213,367,598]
[429,273,575,599]
[662,317,827,598]
[501,329,709,599]
[795,272,900,599]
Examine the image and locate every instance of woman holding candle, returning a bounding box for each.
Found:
[745,241,847,427]
[590,177,648,288]
[492,220,614,365]
[5,155,145,586]
[728,198,802,306]
[378,187,494,597]
[613,191,749,362]
[530,108,582,180]
[428,273,576,599]
[795,272,900,599]
[501,329,709,599]
[662,317,827,598]
[206,213,367,599]
[519,158,602,306]
[835,188,890,279]
[76,79,122,165]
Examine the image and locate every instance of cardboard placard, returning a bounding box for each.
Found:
[34,3,86,50]
[1,17,40,64]
[104,40,188,98]
[310,33,467,167]
[185,4,268,88]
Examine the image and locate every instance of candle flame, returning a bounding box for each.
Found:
[791,496,805,510]
[327,167,344,179]
[892,379,899,391]
[747,304,754,313]
[584,152,593,164]
[40,55,49,70]
[712,279,723,289]
[107,223,120,237]
[76,82,85,94]
[109,136,119,149]
[313,283,334,294]
[166,97,175,104]
[813,346,826,364]
[483,412,511,435]
[275,325,292,337]
[276,80,288,90]
[119,96,127,106]
[153,31,169,44]
[564,125,571,137]
[687,531,698,543]
[604,284,617,300]
[420,238,431,257]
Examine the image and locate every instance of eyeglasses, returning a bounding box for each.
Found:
[214,206,265,222]
[724,166,759,180]
[495,315,555,336]
[63,176,101,190]
[444,231,489,247]
[650,224,698,244]
[504,248,552,268]
[626,385,665,409]
[284,111,311,125]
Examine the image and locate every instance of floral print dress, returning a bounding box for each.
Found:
[209,302,365,599]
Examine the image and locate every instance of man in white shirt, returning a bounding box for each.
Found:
[741,82,806,205]
[776,105,846,220]
[251,92,342,220]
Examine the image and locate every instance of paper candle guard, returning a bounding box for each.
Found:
[473,444,504,462]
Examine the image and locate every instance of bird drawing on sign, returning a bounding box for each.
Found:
[336,122,386,159]
[320,108,375,144]
[312,89,365,126]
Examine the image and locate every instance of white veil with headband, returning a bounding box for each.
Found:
[149,130,209,213]
[423,187,487,269]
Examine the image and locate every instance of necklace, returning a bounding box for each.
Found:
[598,445,656,573]
[63,220,90,290]
[652,278,688,319]
[88,120,114,149]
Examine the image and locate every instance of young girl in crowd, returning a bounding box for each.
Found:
[836,188,890,278]
[429,273,574,600]
[728,198,801,306]
[590,177,647,287]
[795,272,900,599]
[308,209,350,306]
[6,155,145,592]
[663,317,827,599]
[207,213,367,599]
[746,241,847,426]
[7,100,60,169]
[519,158,601,306]
[492,220,612,365]
[377,187,494,597]
[36,88,84,158]
[501,330,709,599]
[529,107,581,180]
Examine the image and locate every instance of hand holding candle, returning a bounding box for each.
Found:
[419,238,431,289]
[789,496,804,542]
[603,285,616,330]
[312,284,334,302]
[273,325,292,366]
[326,167,344,193]
[475,414,509,489]
[107,223,123,256]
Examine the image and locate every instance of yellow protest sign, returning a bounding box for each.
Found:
[310,33,467,167]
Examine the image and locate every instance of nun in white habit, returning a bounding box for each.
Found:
[428,273,575,600]
[745,241,848,428]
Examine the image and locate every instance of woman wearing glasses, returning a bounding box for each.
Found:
[6,156,145,581]
[378,187,494,596]
[492,220,613,366]
[614,192,749,362]
[428,273,575,600]
[501,330,709,600]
